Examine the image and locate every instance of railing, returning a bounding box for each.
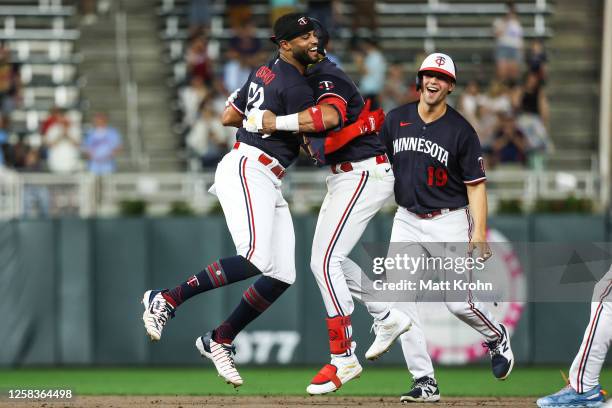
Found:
[0,169,602,219]
[114,4,145,171]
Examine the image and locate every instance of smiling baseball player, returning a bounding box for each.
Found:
[378,53,515,402]
[141,13,345,388]
[246,20,412,395]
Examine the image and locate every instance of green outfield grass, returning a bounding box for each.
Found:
[0,366,610,397]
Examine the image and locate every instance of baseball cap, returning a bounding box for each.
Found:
[418,53,456,82]
[270,13,315,44]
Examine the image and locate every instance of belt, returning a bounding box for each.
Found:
[233,141,286,179]
[413,207,462,219]
[331,154,389,174]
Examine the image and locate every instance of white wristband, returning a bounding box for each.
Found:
[275,113,300,132]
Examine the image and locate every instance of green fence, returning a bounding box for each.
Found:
[0,214,610,367]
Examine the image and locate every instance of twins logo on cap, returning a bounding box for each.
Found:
[435,56,446,67]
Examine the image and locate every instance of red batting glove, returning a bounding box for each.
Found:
[324,102,385,154]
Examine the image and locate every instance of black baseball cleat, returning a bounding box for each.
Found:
[400,376,440,403]
[483,323,514,380]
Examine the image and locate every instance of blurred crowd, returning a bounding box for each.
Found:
[177,1,551,171]
[458,2,552,170]
[1,108,122,175]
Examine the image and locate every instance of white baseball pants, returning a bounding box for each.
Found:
[390,206,503,379]
[310,158,395,318]
[569,265,612,393]
[212,144,296,284]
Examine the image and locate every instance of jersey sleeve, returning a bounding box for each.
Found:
[458,126,486,184]
[312,75,350,126]
[378,111,394,163]
[231,77,251,115]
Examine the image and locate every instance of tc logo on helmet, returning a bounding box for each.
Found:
[435,56,446,67]
[298,17,309,25]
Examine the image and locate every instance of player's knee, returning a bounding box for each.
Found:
[245,251,274,276]
[445,301,465,316]
[310,256,324,275]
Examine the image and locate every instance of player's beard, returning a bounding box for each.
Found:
[293,47,317,67]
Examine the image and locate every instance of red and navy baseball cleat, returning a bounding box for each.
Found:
[196,331,243,388]
[365,308,412,360]
[142,289,175,341]
[484,323,514,380]
[400,376,441,403]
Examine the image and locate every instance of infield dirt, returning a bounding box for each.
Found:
[0,395,538,407]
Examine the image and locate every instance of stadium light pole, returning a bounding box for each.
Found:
[600,0,612,211]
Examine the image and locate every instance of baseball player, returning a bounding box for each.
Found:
[246,20,412,395]
[378,53,514,402]
[141,13,344,388]
[537,265,611,407]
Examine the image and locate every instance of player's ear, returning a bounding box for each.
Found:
[278,39,291,52]
[448,81,456,94]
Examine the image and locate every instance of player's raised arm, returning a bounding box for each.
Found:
[245,102,340,134]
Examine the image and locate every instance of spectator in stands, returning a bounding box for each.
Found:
[186,35,213,85]
[80,0,98,25]
[350,0,377,49]
[0,41,21,115]
[21,146,50,218]
[512,71,552,169]
[493,2,524,84]
[223,23,262,94]
[180,75,209,132]
[188,0,212,38]
[45,111,81,173]
[186,96,230,168]
[484,79,513,115]
[526,38,548,83]
[227,0,252,31]
[381,63,413,112]
[457,79,484,128]
[307,0,340,38]
[354,38,387,109]
[41,106,63,137]
[475,105,499,159]
[82,112,122,175]
[491,114,528,166]
[0,114,8,168]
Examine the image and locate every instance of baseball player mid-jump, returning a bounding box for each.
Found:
[141,13,344,388]
[537,265,611,407]
[378,53,514,402]
[247,20,412,395]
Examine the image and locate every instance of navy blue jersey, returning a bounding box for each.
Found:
[380,102,486,213]
[305,58,386,165]
[232,58,315,168]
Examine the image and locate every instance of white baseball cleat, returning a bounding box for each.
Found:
[306,354,363,395]
[196,331,243,388]
[365,308,412,360]
[142,290,174,341]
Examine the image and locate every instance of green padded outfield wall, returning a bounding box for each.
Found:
[0,215,610,367]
